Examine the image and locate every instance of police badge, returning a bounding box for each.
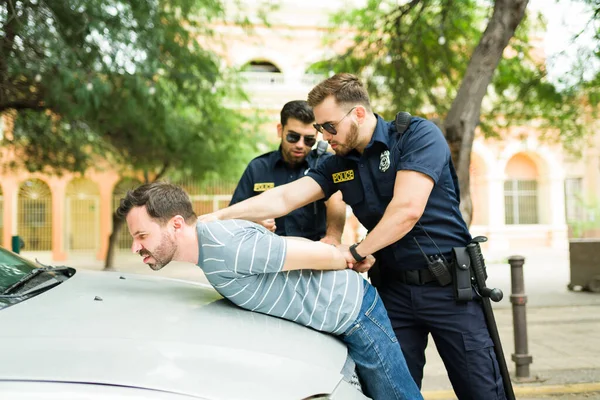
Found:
[379,150,390,172]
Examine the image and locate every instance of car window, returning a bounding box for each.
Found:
[0,247,38,293]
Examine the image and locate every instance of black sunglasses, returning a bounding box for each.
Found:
[286,132,317,147]
[313,107,356,135]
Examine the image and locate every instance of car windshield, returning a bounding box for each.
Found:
[0,247,38,293]
[0,247,76,311]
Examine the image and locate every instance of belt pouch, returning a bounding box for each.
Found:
[452,247,473,302]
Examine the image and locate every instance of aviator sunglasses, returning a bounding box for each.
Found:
[313,107,356,135]
[286,132,317,147]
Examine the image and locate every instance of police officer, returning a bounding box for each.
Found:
[202,75,506,399]
[230,100,346,244]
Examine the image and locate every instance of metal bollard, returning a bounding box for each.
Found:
[508,255,533,380]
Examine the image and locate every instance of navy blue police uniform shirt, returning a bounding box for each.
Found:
[230,148,331,241]
[307,114,472,270]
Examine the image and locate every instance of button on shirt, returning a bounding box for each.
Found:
[230,148,332,241]
[307,114,472,270]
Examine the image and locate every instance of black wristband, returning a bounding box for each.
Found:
[349,243,366,262]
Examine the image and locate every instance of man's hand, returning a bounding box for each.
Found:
[260,219,277,232]
[337,244,356,269]
[352,255,376,274]
[337,245,375,273]
[198,213,220,223]
[320,235,341,246]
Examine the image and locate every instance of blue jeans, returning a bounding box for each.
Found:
[341,279,423,400]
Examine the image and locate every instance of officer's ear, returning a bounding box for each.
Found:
[277,123,283,139]
[354,105,367,124]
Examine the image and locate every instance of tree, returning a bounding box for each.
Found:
[444,0,528,224]
[0,0,265,267]
[313,0,591,225]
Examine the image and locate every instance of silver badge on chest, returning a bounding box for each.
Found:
[379,150,390,172]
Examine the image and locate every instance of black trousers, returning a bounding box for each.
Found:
[379,281,506,400]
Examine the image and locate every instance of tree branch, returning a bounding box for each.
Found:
[154,162,170,181]
[0,100,46,113]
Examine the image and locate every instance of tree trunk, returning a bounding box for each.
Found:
[104,212,125,270]
[444,0,529,226]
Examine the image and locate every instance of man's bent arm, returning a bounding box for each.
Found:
[354,170,433,257]
[321,190,346,245]
[212,177,325,223]
[282,237,348,272]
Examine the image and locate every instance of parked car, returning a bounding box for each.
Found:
[0,247,367,399]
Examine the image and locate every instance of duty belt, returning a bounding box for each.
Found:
[387,268,442,285]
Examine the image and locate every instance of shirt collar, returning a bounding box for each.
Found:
[365,114,391,150]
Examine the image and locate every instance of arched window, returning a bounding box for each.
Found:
[241,60,281,73]
[240,60,284,86]
[504,153,539,225]
[18,179,53,251]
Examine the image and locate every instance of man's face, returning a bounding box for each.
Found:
[126,206,176,271]
[313,96,359,157]
[278,117,317,166]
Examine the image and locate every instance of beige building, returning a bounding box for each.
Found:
[0,0,596,260]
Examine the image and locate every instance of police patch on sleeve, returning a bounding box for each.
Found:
[253,182,275,192]
[379,150,390,172]
[332,170,354,183]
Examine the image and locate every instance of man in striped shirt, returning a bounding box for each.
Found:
[117,182,422,400]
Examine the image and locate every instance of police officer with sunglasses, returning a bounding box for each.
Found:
[229,100,346,244]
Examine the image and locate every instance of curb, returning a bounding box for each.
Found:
[423,382,600,399]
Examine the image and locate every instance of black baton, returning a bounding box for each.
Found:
[466,237,515,400]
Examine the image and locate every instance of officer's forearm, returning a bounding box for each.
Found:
[216,186,291,222]
[216,177,324,222]
[323,191,346,244]
[354,170,432,258]
[355,201,421,257]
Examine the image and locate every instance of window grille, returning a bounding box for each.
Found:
[18,179,52,250]
[504,180,538,225]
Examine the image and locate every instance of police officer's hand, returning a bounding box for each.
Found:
[260,219,277,232]
[353,255,376,273]
[198,213,220,223]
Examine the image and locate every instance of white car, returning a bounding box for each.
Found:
[0,247,368,400]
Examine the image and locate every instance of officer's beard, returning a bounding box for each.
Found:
[331,121,359,157]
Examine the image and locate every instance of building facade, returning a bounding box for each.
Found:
[0,0,596,260]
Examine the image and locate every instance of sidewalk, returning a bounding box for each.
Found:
[23,246,600,399]
[419,246,600,399]
[421,304,600,399]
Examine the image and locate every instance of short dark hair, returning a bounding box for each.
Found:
[280,100,315,126]
[307,73,371,111]
[116,181,197,225]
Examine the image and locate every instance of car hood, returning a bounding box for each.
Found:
[0,270,348,399]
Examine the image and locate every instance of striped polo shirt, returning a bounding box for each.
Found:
[197,219,364,335]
